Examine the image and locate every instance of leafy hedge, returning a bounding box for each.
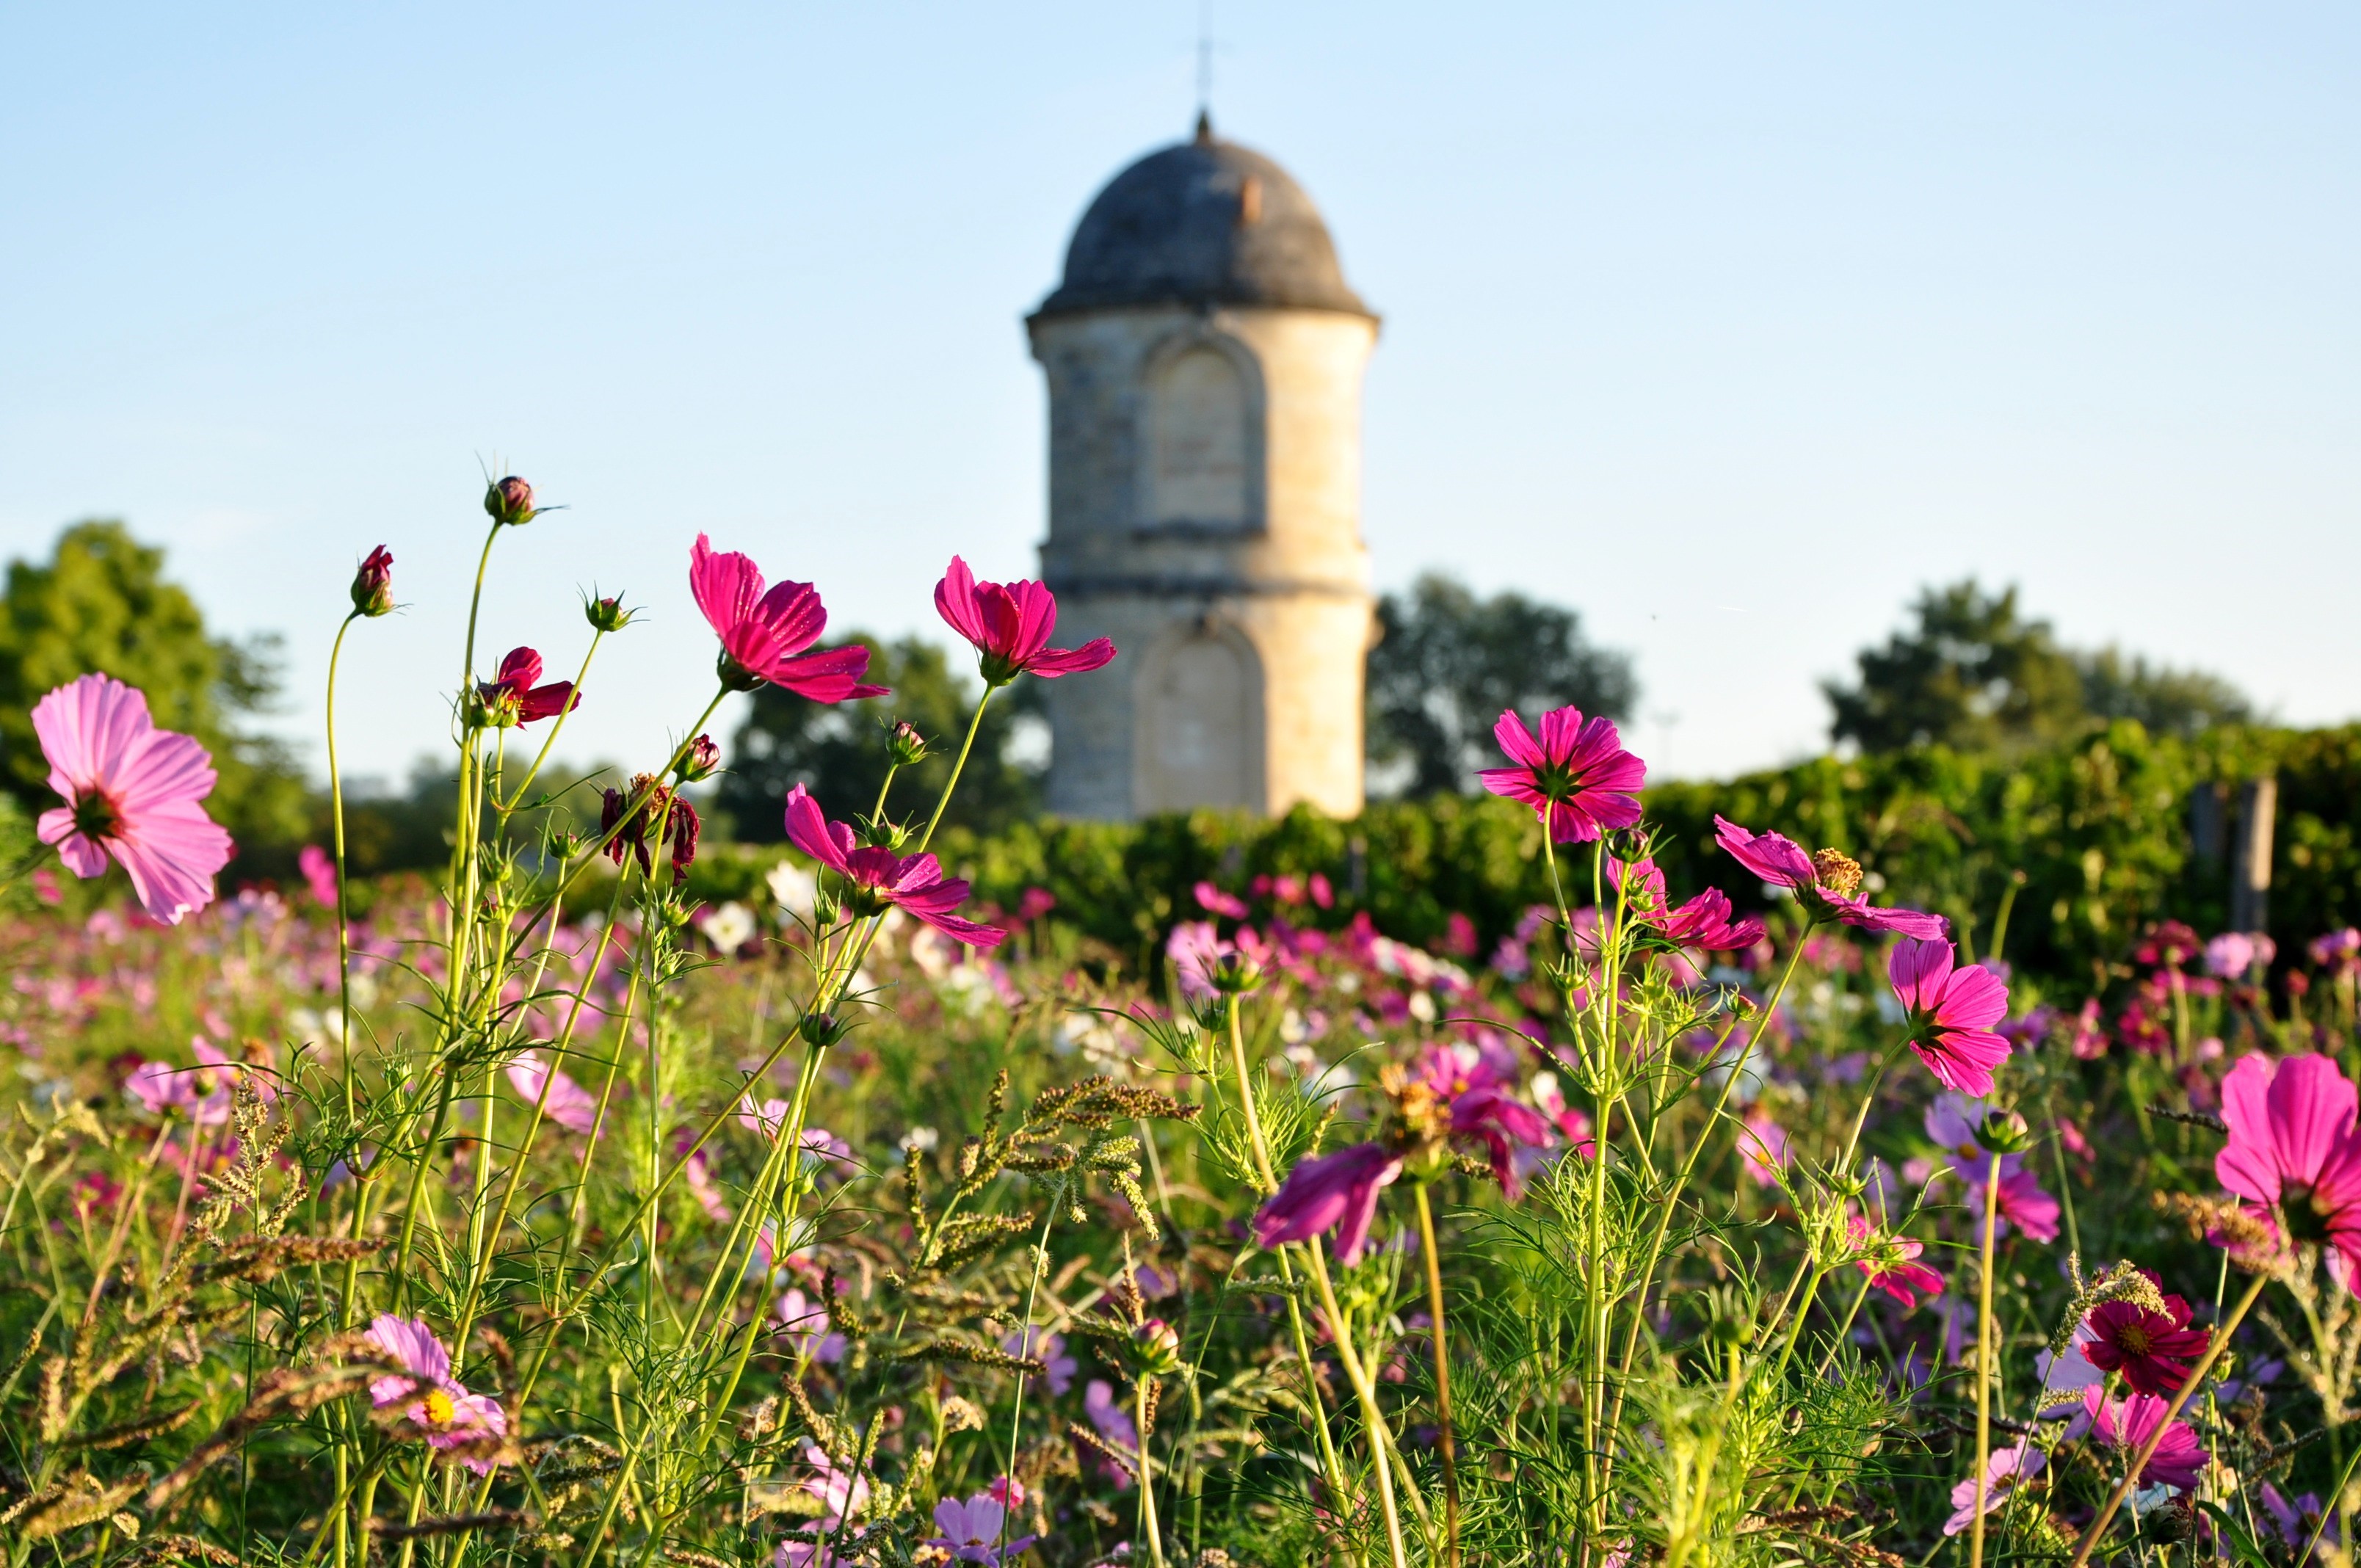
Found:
[683,722,2361,990]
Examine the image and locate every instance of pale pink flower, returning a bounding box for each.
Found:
[1478,707,1644,843]
[777,1288,846,1364]
[783,785,1002,947]
[933,556,1114,686]
[1002,1327,1077,1395]
[507,1051,601,1134]
[928,1492,1037,1565]
[32,673,233,923]
[1082,1379,1138,1489]
[1888,938,2012,1095]
[297,844,338,907]
[362,1313,507,1472]
[689,534,885,699]
[1944,1442,2043,1536]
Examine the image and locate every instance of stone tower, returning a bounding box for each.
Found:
[1029,115,1379,821]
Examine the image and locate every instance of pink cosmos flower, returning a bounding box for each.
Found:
[2216,1051,2361,1291]
[1194,881,1250,919]
[507,1051,601,1135]
[362,1313,507,1473]
[933,556,1115,686]
[1082,1379,1139,1488]
[2208,931,2275,979]
[1002,1327,1077,1396]
[1653,888,1768,952]
[799,1444,871,1529]
[1255,1142,1404,1265]
[1478,707,1644,844]
[1712,816,1946,940]
[1847,1213,1944,1307]
[32,673,234,923]
[2083,1385,2205,1492]
[777,1288,847,1365]
[1944,1442,2043,1536]
[476,646,578,726]
[783,786,1003,947]
[1738,1108,1788,1188]
[297,844,338,907]
[928,1492,1037,1565]
[689,534,886,700]
[1888,938,2012,1095]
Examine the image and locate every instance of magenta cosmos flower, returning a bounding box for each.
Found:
[1847,1213,1945,1307]
[1888,938,2012,1095]
[934,556,1115,687]
[32,674,233,923]
[690,534,886,699]
[1713,816,1946,940]
[1479,707,1644,844]
[2083,1282,2209,1397]
[2216,1051,2361,1291]
[1255,1142,1404,1265]
[783,785,1004,947]
[476,646,579,726]
[1606,856,1766,951]
[2083,1386,2205,1492]
[362,1313,507,1472]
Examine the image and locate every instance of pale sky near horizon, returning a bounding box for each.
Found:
[4,4,2358,794]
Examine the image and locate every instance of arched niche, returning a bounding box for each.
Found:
[1138,330,1263,535]
[1134,617,1265,815]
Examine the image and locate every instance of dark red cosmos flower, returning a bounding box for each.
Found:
[2083,1280,2210,1396]
[477,647,579,727]
[602,773,700,883]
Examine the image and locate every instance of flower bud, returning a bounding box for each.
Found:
[484,475,537,526]
[584,592,635,633]
[679,733,722,783]
[1210,951,1263,995]
[813,886,841,926]
[799,1012,848,1048]
[1132,1317,1183,1376]
[350,545,395,617]
[1980,1108,2035,1155]
[888,721,928,766]
[541,823,584,861]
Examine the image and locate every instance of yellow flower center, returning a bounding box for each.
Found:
[421,1389,455,1428]
[2117,1324,2153,1357]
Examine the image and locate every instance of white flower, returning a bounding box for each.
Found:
[908,926,956,980]
[699,900,758,954]
[766,860,818,922]
[287,1006,344,1044]
[940,963,996,1017]
[902,1126,940,1154]
[1407,991,1437,1023]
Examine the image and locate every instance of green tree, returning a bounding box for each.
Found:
[1827,578,2254,754]
[716,634,1042,841]
[1366,572,1637,799]
[0,520,308,852]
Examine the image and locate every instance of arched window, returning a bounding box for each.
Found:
[1147,346,1251,530]
[1138,628,1261,813]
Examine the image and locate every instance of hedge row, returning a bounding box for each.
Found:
[678,721,2361,990]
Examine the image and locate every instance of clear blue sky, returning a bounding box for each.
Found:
[4,3,2357,790]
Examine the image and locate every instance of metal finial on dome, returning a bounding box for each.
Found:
[1194,109,1213,145]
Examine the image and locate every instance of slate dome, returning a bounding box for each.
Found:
[1033,115,1373,320]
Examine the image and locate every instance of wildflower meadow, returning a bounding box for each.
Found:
[7,478,2361,1568]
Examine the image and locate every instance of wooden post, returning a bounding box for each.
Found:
[2230,777,2277,935]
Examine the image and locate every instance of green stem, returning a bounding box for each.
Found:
[917,687,995,854]
[1136,1376,1168,1568]
[1969,1153,2002,1568]
[1413,1183,1460,1568]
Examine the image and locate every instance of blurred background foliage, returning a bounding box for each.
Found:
[6,520,2354,1000]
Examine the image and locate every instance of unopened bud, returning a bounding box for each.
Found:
[799,1012,847,1048]
[888,721,928,766]
[350,545,395,617]
[1210,951,1263,994]
[1132,1317,1183,1376]
[1981,1108,2035,1155]
[541,824,584,860]
[813,887,841,926]
[679,733,722,783]
[485,475,537,526]
[584,592,635,633]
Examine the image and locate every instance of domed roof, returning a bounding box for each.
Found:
[1034,115,1373,321]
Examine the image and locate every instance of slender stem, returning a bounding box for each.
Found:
[497,628,606,813]
[457,519,502,699]
[1301,1240,1412,1568]
[1413,1183,1460,1568]
[1135,1376,1168,1568]
[917,686,994,853]
[2067,1270,2271,1568]
[998,1206,1059,1556]
[326,611,360,1086]
[1968,1153,2002,1568]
